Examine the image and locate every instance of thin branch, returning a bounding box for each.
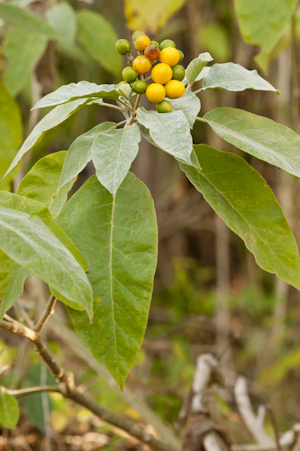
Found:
[34,295,57,334]
[0,316,177,451]
[2,385,61,398]
[195,116,207,123]
[266,407,281,451]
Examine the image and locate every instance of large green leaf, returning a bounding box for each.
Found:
[203,108,300,177]
[57,173,158,388]
[136,107,193,163]
[46,2,76,46]
[77,10,121,75]
[0,203,93,318]
[0,82,22,190]
[4,98,89,178]
[180,145,300,290]
[186,52,213,86]
[0,3,58,39]
[234,0,298,69]
[0,389,19,429]
[58,122,116,191]
[167,91,201,127]
[0,192,89,318]
[199,63,279,94]
[3,28,47,96]
[17,151,76,219]
[92,124,141,196]
[33,82,119,110]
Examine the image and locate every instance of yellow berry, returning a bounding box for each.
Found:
[133,55,152,75]
[151,63,173,85]
[134,35,151,51]
[159,48,180,67]
[146,83,166,103]
[165,80,185,99]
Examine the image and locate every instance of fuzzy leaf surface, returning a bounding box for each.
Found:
[136,107,193,163]
[33,82,119,110]
[17,151,76,219]
[92,123,141,196]
[167,91,201,127]
[0,201,92,317]
[58,122,116,190]
[46,2,76,46]
[200,63,279,93]
[186,52,213,85]
[204,108,300,177]
[5,98,88,178]
[180,145,300,290]
[57,173,158,388]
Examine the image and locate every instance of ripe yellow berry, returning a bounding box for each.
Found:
[165,80,185,99]
[151,63,173,85]
[134,34,151,51]
[133,55,152,75]
[146,83,166,103]
[159,48,180,67]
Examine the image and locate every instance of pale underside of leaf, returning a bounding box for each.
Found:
[32,81,120,110]
[58,122,116,190]
[92,123,141,195]
[186,52,213,85]
[204,108,300,177]
[4,98,89,178]
[167,91,201,127]
[136,107,193,164]
[180,145,300,291]
[57,173,158,388]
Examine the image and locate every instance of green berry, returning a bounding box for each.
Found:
[159,39,176,50]
[150,40,160,46]
[132,30,146,42]
[178,50,184,62]
[156,100,172,113]
[132,80,147,94]
[116,39,131,55]
[172,65,185,81]
[122,66,137,82]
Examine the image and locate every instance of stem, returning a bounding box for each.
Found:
[195,116,207,123]
[101,102,124,112]
[0,316,177,451]
[34,295,57,334]
[2,385,61,398]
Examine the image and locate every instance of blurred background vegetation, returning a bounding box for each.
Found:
[1,0,300,449]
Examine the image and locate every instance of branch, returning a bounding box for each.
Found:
[234,377,274,446]
[0,316,177,451]
[34,295,57,334]
[2,385,61,398]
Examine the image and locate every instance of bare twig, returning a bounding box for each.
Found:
[34,295,57,334]
[2,385,61,398]
[234,377,274,446]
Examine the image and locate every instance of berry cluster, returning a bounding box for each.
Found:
[115,31,186,113]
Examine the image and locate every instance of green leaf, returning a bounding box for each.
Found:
[0,203,93,317]
[186,52,213,86]
[0,191,89,318]
[46,2,76,46]
[32,82,119,110]
[3,28,47,96]
[4,98,89,178]
[77,10,121,75]
[58,122,116,191]
[203,108,300,178]
[199,63,279,94]
[92,124,141,196]
[167,91,201,127]
[180,145,300,290]
[0,81,22,190]
[136,107,193,164]
[199,23,231,63]
[235,0,297,61]
[0,2,58,39]
[57,173,158,389]
[17,151,76,219]
[0,389,19,429]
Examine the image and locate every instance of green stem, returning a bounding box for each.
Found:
[195,116,207,123]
